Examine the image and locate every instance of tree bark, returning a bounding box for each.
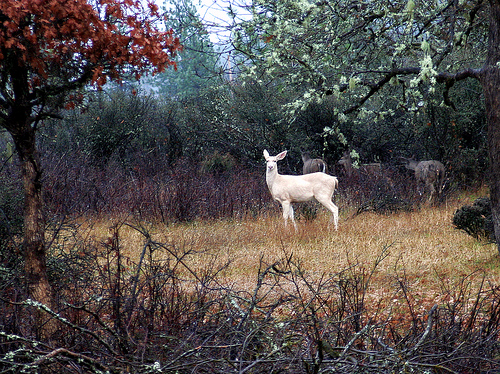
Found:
[10,121,56,340]
[483,0,500,255]
[1,54,57,339]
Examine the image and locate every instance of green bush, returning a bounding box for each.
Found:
[453,196,494,242]
[200,151,237,175]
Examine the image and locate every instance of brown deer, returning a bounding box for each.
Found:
[400,157,446,203]
[338,151,381,178]
[301,152,328,174]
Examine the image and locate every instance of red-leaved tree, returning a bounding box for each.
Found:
[0,0,181,338]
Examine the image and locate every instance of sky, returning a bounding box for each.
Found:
[150,0,251,82]
[197,0,233,44]
[159,0,250,45]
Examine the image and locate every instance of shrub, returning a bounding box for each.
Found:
[200,151,237,175]
[452,196,495,242]
[1,226,499,373]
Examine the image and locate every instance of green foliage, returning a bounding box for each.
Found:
[293,96,344,164]
[170,85,234,161]
[200,151,236,175]
[451,148,488,189]
[453,197,495,242]
[335,78,486,168]
[227,82,292,163]
[164,81,289,167]
[231,0,488,169]
[57,90,182,166]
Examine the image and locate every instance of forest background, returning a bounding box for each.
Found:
[0,0,498,372]
[2,0,486,214]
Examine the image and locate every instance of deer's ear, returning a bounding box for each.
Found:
[263,150,270,159]
[276,151,287,160]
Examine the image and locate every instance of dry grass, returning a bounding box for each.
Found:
[77,188,500,314]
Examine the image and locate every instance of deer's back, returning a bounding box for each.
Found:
[415,161,445,184]
[271,173,337,202]
[303,159,328,174]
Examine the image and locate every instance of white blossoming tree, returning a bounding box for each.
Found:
[231,0,500,253]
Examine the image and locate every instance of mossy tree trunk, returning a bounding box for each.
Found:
[5,64,56,340]
[483,0,500,256]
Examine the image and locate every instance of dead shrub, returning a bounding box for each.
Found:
[1,224,499,373]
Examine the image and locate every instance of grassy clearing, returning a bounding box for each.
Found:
[12,188,496,373]
[77,188,499,310]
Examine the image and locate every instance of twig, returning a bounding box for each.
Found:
[23,299,120,356]
[339,323,371,360]
[411,304,438,354]
[29,348,116,373]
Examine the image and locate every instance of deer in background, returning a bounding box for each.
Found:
[400,157,446,203]
[301,152,328,174]
[264,150,339,230]
[338,151,381,178]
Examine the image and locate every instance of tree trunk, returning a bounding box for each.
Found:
[10,123,56,340]
[483,0,500,255]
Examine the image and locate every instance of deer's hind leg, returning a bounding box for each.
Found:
[316,198,339,230]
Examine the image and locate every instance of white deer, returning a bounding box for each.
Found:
[263,150,339,230]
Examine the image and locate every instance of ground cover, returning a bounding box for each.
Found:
[78,188,499,319]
